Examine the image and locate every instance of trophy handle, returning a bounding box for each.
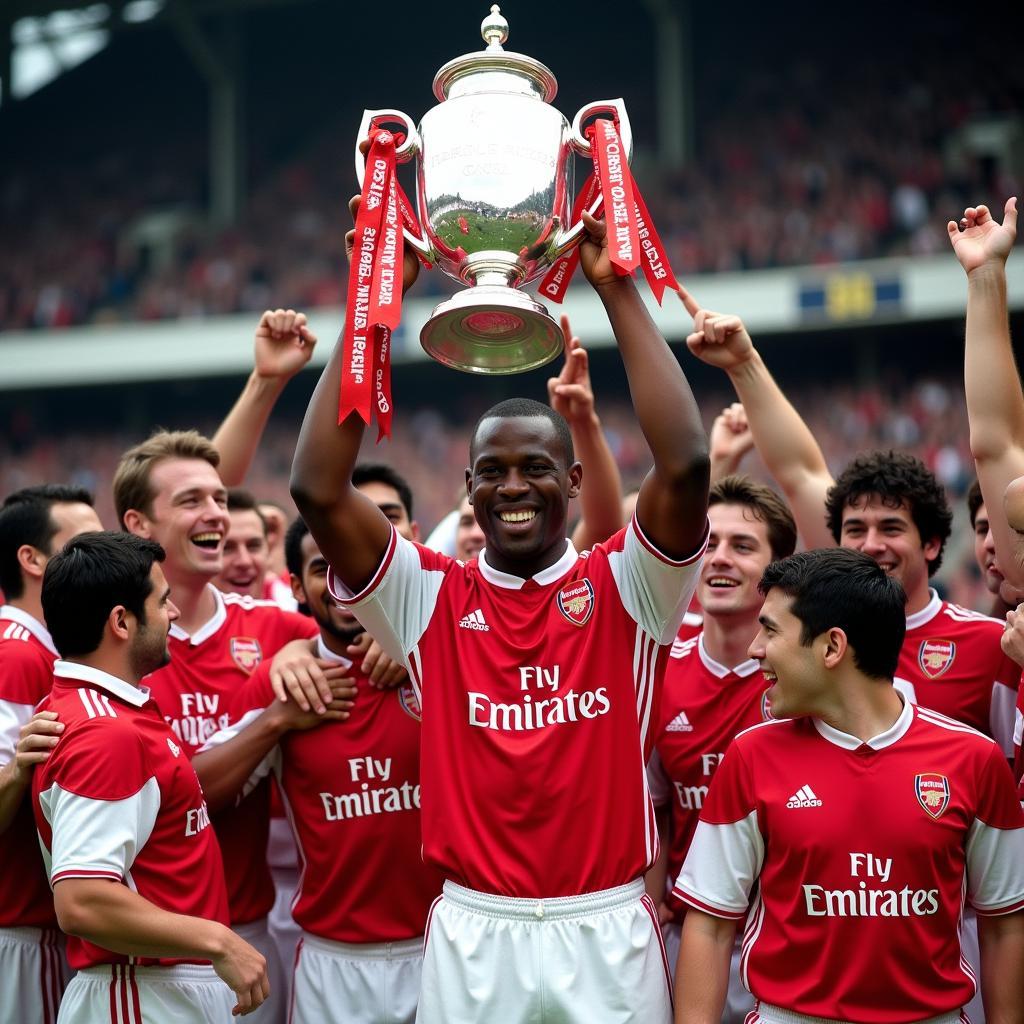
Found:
[551,98,633,260]
[355,108,433,263]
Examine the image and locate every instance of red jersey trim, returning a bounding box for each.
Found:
[334,528,398,606]
[631,514,709,568]
[675,889,747,920]
[973,895,1024,917]
[52,869,123,884]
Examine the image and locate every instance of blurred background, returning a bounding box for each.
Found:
[1,0,1021,605]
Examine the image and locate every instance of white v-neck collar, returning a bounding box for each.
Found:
[904,589,941,630]
[477,541,578,591]
[697,634,761,679]
[54,660,150,707]
[812,694,913,751]
[168,585,226,646]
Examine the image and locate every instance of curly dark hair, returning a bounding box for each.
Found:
[966,478,984,530]
[825,450,953,576]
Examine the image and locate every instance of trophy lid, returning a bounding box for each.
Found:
[432,5,558,103]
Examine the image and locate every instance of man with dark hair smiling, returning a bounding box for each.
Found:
[32,532,269,1021]
[674,548,1024,1024]
[291,208,709,1022]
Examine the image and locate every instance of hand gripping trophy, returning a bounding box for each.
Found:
[354,5,634,375]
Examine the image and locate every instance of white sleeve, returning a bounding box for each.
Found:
[197,709,279,801]
[1014,706,1023,756]
[0,698,33,763]
[990,681,1018,758]
[673,813,764,919]
[327,528,447,666]
[38,778,160,885]
[607,517,708,644]
[647,748,673,808]
[966,817,1024,914]
[424,509,459,557]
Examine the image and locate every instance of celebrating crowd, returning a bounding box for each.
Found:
[0,197,1022,1024]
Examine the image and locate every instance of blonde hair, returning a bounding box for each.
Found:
[114,430,220,527]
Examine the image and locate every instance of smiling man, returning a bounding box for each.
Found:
[291,210,709,1023]
[673,548,1024,1024]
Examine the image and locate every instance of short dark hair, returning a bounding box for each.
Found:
[759,548,906,680]
[284,516,310,579]
[227,488,267,535]
[966,479,984,530]
[709,476,797,561]
[42,532,165,658]
[0,485,95,599]
[352,463,414,520]
[825,451,953,575]
[470,398,575,467]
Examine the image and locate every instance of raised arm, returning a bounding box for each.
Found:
[578,213,708,559]
[680,288,835,549]
[949,199,1023,587]
[289,198,420,590]
[547,314,624,550]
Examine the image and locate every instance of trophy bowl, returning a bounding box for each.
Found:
[355,4,632,374]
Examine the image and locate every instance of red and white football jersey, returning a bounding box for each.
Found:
[675,700,1024,1023]
[146,586,316,925]
[328,517,706,898]
[1013,675,1023,783]
[649,632,772,923]
[33,662,229,971]
[0,606,60,929]
[898,592,1019,754]
[202,638,443,943]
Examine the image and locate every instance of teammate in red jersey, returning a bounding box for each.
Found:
[291,208,709,1023]
[216,489,273,601]
[195,516,441,1023]
[675,548,1024,1024]
[0,486,102,1024]
[114,429,333,1024]
[33,532,268,1021]
[647,476,796,1019]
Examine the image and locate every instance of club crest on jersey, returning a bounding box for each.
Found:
[229,637,263,673]
[918,639,955,678]
[557,578,595,627]
[915,773,950,819]
[397,684,422,722]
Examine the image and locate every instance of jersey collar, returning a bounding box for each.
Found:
[316,635,353,669]
[168,584,226,646]
[697,634,761,679]
[477,540,579,591]
[904,588,941,630]
[0,604,58,656]
[53,660,151,708]
[812,692,913,751]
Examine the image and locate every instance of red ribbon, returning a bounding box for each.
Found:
[540,118,681,304]
[339,130,403,440]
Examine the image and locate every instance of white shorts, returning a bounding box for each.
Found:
[663,921,754,1024]
[0,925,70,1024]
[57,963,234,1023]
[290,932,422,1024]
[235,917,286,1024]
[416,878,671,1024]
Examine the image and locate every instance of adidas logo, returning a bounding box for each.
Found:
[786,785,822,809]
[665,711,694,732]
[458,609,490,632]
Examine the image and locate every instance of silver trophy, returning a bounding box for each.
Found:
[355,4,632,374]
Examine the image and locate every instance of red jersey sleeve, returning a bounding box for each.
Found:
[226,662,276,724]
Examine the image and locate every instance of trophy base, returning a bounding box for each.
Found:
[419,286,564,375]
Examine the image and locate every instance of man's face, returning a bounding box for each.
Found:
[700,503,774,619]
[292,532,362,644]
[838,495,937,603]
[973,502,1004,596]
[748,589,826,720]
[132,459,230,580]
[455,494,485,562]
[467,416,580,566]
[216,509,269,597]
[129,563,179,677]
[359,481,418,542]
